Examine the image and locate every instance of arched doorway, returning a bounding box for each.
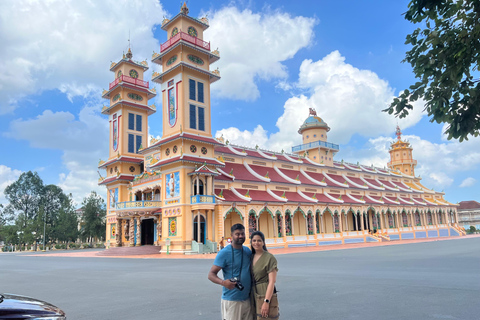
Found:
[258,209,274,238]
[276,212,283,237]
[141,218,154,245]
[223,208,243,239]
[307,212,314,235]
[193,214,205,243]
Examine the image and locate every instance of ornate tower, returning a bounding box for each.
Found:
[145,3,223,253]
[387,125,417,176]
[292,108,339,166]
[99,48,156,246]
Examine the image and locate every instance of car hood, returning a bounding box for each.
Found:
[0,293,65,319]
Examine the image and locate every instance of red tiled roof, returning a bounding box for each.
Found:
[279,167,317,186]
[242,189,284,203]
[305,172,336,187]
[151,155,224,168]
[223,163,264,182]
[215,189,248,202]
[98,174,134,185]
[98,156,143,169]
[379,180,399,190]
[302,192,340,204]
[249,164,289,183]
[216,174,234,181]
[364,196,381,205]
[326,173,348,186]
[215,146,236,155]
[365,178,383,188]
[390,181,412,192]
[145,133,223,151]
[347,176,367,188]
[458,200,480,210]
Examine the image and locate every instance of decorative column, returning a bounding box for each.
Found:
[360,212,364,231]
[320,213,324,234]
[129,218,135,247]
[196,175,200,195]
[116,218,122,247]
[197,211,202,243]
[136,217,141,246]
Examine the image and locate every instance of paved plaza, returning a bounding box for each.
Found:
[1,237,479,320]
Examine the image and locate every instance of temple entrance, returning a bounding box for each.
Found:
[193,214,205,243]
[141,219,154,245]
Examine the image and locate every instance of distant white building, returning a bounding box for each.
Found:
[458,201,480,230]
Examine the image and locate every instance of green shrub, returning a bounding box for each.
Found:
[468,226,476,234]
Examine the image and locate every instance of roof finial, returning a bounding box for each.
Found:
[309,107,317,116]
[181,2,189,14]
[396,125,402,141]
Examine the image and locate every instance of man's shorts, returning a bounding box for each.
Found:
[221,298,253,320]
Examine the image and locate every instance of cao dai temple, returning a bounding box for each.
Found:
[98,4,464,253]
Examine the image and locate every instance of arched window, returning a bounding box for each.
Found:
[193,179,204,195]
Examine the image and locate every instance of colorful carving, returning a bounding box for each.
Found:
[188,26,197,37]
[171,27,178,37]
[187,54,204,65]
[166,171,180,199]
[167,55,177,66]
[128,93,143,101]
[112,93,120,102]
[169,217,177,236]
[129,69,138,78]
[168,87,177,127]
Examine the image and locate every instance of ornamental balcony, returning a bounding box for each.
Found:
[292,140,340,153]
[115,200,162,211]
[160,31,210,53]
[109,75,149,90]
[191,194,215,205]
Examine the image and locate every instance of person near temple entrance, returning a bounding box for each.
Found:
[219,237,225,250]
[208,224,253,320]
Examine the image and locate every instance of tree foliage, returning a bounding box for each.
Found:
[81,191,106,243]
[385,0,480,141]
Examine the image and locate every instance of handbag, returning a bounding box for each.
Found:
[254,292,279,320]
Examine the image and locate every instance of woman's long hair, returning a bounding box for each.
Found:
[250,231,268,254]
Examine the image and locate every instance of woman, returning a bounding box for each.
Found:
[250,231,279,319]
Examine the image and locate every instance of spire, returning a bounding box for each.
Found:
[396,125,402,141]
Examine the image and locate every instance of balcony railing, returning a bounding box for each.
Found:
[292,140,340,153]
[161,31,210,53]
[109,75,149,90]
[115,200,162,210]
[191,194,215,205]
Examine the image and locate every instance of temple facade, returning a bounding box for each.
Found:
[98,4,463,253]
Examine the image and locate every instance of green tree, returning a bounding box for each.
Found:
[81,191,106,244]
[4,171,44,249]
[53,197,79,246]
[469,225,476,233]
[385,0,480,141]
[40,184,70,246]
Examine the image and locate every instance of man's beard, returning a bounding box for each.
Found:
[233,237,245,245]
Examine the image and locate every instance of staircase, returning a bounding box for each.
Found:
[96,245,161,256]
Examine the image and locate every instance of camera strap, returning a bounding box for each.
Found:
[231,245,243,282]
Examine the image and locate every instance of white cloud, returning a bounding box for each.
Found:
[205,7,316,100]
[344,134,480,191]
[0,0,166,114]
[5,104,108,205]
[216,51,426,151]
[459,177,476,188]
[0,165,22,205]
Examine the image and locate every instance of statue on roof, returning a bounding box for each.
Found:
[126,47,133,59]
[181,2,189,14]
[309,107,317,116]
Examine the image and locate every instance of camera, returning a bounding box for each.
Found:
[229,277,244,291]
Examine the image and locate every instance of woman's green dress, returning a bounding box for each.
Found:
[252,251,279,319]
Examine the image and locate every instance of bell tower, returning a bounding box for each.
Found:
[387,126,417,176]
[152,2,220,139]
[98,47,157,245]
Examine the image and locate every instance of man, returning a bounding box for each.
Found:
[208,224,253,320]
[219,236,225,250]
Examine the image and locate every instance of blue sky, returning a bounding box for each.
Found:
[0,0,479,206]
